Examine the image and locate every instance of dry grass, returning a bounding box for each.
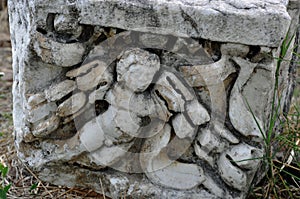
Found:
[1,138,105,198]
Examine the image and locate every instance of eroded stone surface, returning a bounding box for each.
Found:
[78,0,291,47]
[229,57,273,141]
[76,60,113,91]
[78,117,106,152]
[27,102,57,124]
[117,48,160,92]
[32,114,60,137]
[140,124,205,190]
[57,92,86,117]
[186,99,210,125]
[9,0,299,198]
[27,93,46,109]
[98,106,135,144]
[34,32,86,67]
[218,152,248,191]
[45,80,76,102]
[217,143,263,191]
[172,113,197,139]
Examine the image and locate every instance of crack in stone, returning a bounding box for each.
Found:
[179,7,199,34]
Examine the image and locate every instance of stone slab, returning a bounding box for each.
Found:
[77,0,291,47]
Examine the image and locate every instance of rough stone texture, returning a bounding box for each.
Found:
[78,0,291,47]
[8,0,299,199]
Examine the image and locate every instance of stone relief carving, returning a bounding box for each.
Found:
[19,25,274,198]
[9,0,298,198]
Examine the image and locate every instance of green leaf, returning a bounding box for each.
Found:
[3,184,11,193]
[30,183,38,191]
[0,189,7,199]
[1,167,8,178]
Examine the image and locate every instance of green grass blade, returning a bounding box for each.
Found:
[242,94,267,143]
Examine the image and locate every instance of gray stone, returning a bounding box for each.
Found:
[66,60,102,78]
[78,0,290,47]
[45,80,76,102]
[217,144,263,191]
[62,103,92,125]
[213,123,239,144]
[220,43,250,57]
[76,60,113,91]
[194,143,214,167]
[32,114,60,137]
[33,32,86,67]
[78,117,106,152]
[9,0,299,198]
[186,99,210,125]
[27,93,46,109]
[98,106,135,144]
[114,109,141,137]
[202,175,226,198]
[172,113,196,139]
[154,82,185,112]
[197,128,226,153]
[54,14,83,39]
[88,142,134,167]
[154,70,195,112]
[139,33,169,49]
[141,124,205,190]
[88,87,108,104]
[117,48,160,92]
[226,144,263,170]
[179,56,236,87]
[57,92,86,117]
[151,91,173,122]
[218,152,248,191]
[27,102,57,124]
[229,57,273,141]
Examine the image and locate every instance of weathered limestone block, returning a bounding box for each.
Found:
[9,0,299,199]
